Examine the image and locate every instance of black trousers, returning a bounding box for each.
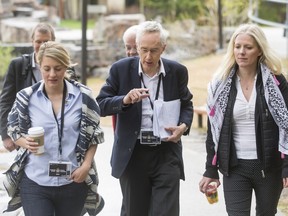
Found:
[120,140,181,216]
[223,159,283,216]
[20,173,88,216]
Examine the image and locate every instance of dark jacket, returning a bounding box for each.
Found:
[96,57,193,179]
[204,71,288,179]
[0,54,34,140]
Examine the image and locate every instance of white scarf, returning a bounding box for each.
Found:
[207,63,288,165]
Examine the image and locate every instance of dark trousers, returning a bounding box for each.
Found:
[223,160,283,216]
[120,141,181,216]
[20,173,88,216]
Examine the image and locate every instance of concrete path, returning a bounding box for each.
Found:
[262,27,288,59]
[0,126,285,216]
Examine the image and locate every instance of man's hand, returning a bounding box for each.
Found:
[164,123,188,143]
[123,88,149,105]
[3,137,17,152]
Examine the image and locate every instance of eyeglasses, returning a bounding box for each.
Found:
[139,47,162,55]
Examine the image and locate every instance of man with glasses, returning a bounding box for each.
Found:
[97,21,193,216]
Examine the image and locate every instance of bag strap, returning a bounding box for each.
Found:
[21,54,32,79]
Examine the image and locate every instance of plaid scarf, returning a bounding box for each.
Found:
[207,63,288,165]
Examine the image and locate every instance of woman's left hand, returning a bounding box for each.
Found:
[283,178,288,188]
[70,164,90,183]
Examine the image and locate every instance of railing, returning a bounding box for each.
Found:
[248,0,288,29]
[249,0,288,58]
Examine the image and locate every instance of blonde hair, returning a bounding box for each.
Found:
[37,41,71,68]
[214,23,282,80]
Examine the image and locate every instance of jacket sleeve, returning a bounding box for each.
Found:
[177,64,193,135]
[203,119,220,179]
[0,58,21,140]
[96,63,133,117]
[277,74,288,178]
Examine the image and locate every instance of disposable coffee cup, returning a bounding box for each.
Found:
[28,127,45,155]
[205,182,218,204]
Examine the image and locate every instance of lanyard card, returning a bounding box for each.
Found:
[48,161,72,177]
[140,129,161,145]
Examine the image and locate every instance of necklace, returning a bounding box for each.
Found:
[239,78,254,91]
[237,69,257,91]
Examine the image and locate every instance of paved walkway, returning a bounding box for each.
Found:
[0,126,286,216]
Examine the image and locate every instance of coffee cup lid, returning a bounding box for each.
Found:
[28,127,44,135]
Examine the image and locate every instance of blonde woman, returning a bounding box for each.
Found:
[199,23,288,215]
[5,41,104,216]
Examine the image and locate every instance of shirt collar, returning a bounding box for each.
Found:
[138,58,166,77]
[36,80,77,98]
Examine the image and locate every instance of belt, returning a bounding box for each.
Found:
[137,139,161,147]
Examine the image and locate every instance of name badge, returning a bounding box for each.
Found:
[48,161,72,177]
[140,129,161,145]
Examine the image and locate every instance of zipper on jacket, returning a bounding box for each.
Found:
[258,81,267,179]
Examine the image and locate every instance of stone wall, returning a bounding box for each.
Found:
[0,14,232,79]
[0,18,39,43]
[63,20,232,78]
[164,20,218,61]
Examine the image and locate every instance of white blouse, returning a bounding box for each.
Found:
[232,75,257,159]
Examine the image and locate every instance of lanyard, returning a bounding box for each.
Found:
[43,81,67,158]
[140,73,162,110]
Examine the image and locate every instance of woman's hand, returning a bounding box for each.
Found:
[199,176,221,194]
[71,145,97,183]
[24,137,40,154]
[283,178,288,188]
[71,163,90,183]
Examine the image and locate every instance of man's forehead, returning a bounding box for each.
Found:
[33,31,52,39]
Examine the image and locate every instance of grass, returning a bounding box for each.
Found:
[59,19,95,29]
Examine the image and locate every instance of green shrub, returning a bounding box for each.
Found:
[59,19,95,29]
[0,45,13,81]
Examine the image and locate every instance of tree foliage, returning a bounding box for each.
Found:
[144,0,208,22]
[221,0,249,26]
[143,0,249,26]
[258,1,287,24]
[0,45,13,81]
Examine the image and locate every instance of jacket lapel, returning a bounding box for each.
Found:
[162,59,171,101]
[130,58,142,120]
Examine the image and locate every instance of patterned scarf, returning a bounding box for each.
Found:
[5,79,104,215]
[207,63,288,165]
